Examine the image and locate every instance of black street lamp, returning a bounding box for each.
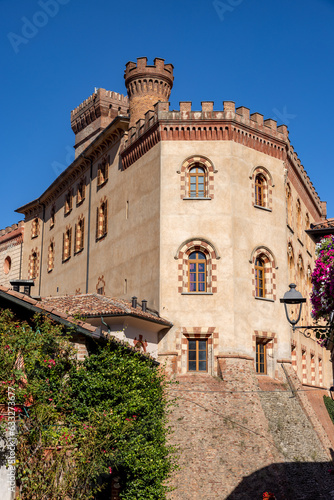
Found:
[280,283,306,332]
[280,283,334,338]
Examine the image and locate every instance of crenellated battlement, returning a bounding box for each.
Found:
[71,88,129,157]
[124,100,289,148]
[124,57,174,90]
[121,99,322,215]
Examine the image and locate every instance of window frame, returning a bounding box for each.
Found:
[188,251,207,293]
[256,341,267,374]
[188,165,206,198]
[254,174,265,207]
[187,339,208,372]
[255,257,265,298]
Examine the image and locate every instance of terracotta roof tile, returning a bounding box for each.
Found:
[310,218,334,230]
[40,294,172,326]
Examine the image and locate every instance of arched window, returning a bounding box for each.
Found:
[62,228,72,262]
[96,200,108,240]
[255,257,265,297]
[250,246,277,301]
[255,174,265,207]
[188,165,205,198]
[50,206,55,229]
[75,217,85,253]
[180,156,215,200]
[251,167,273,210]
[31,218,39,239]
[176,238,220,294]
[48,241,54,272]
[31,252,37,279]
[296,199,302,238]
[188,251,206,292]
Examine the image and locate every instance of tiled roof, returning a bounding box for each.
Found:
[310,218,334,231]
[41,294,172,326]
[0,285,96,335]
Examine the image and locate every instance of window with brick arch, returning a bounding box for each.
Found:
[188,251,206,292]
[255,174,266,207]
[31,218,39,239]
[188,165,206,198]
[75,218,85,253]
[62,228,72,262]
[77,180,86,205]
[31,252,38,279]
[255,257,265,298]
[96,201,108,240]
[48,242,54,272]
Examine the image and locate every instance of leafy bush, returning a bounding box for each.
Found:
[324,395,334,424]
[0,309,176,499]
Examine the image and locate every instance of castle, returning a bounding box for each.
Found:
[1,57,334,498]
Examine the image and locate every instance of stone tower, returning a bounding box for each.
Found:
[124,57,174,129]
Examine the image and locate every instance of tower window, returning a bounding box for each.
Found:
[188,251,206,292]
[256,341,267,374]
[255,257,265,298]
[188,165,206,198]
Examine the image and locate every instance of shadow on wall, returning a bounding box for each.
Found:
[226,452,334,500]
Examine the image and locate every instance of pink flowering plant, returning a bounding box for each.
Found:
[0,309,176,499]
[311,235,334,341]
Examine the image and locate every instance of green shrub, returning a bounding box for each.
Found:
[323,395,334,424]
[0,309,176,499]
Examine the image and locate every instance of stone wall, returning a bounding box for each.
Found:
[167,359,334,499]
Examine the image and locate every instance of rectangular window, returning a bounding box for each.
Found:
[188,339,207,372]
[256,341,266,374]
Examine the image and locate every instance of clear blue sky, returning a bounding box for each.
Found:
[1,0,334,229]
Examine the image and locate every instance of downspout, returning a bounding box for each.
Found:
[38,203,45,296]
[82,155,93,294]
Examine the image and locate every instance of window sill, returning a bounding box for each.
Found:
[297,238,304,247]
[287,224,294,234]
[183,197,211,201]
[74,248,84,255]
[62,257,71,263]
[31,234,38,239]
[47,268,53,274]
[97,179,108,190]
[76,198,85,207]
[254,205,272,212]
[96,233,107,242]
[181,292,213,295]
[64,209,72,217]
[255,296,274,303]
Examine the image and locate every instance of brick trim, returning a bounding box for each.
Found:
[250,246,277,300]
[176,239,219,294]
[179,155,215,200]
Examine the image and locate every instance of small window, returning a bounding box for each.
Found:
[75,218,85,253]
[255,257,265,298]
[256,341,267,374]
[188,251,206,292]
[50,206,55,229]
[3,256,11,275]
[31,252,38,279]
[255,174,265,207]
[188,165,205,198]
[48,242,54,272]
[97,158,109,187]
[97,286,104,295]
[96,201,108,240]
[31,218,39,238]
[62,228,72,262]
[64,190,73,215]
[77,180,86,205]
[188,339,207,372]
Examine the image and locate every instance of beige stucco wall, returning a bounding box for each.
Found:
[158,141,292,376]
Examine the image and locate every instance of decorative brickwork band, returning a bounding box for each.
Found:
[175,238,220,294]
[179,155,216,200]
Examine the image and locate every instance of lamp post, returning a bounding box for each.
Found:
[280,283,334,338]
[280,283,306,332]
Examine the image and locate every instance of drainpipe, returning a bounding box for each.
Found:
[82,155,93,294]
[38,203,45,296]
